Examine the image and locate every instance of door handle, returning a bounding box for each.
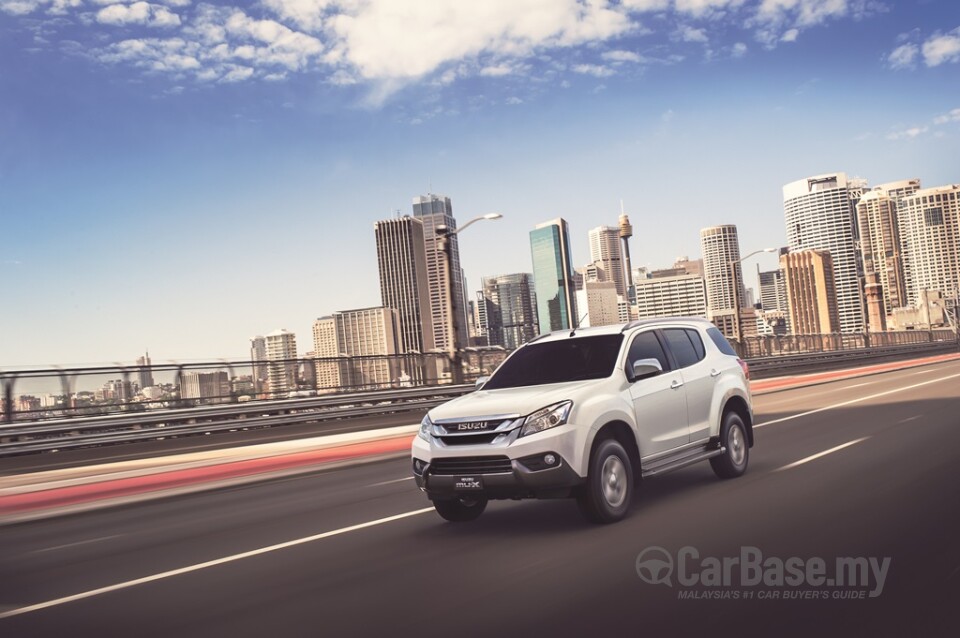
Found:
[670,380,684,389]
[710,369,721,377]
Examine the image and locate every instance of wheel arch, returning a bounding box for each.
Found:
[590,420,642,485]
[722,394,754,447]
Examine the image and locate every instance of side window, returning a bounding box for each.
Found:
[663,329,700,369]
[626,331,671,372]
[685,329,706,362]
[706,327,738,356]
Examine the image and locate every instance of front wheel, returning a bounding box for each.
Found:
[710,411,749,479]
[433,497,487,522]
[577,438,634,524]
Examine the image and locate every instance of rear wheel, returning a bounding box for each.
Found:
[710,411,749,479]
[577,438,633,524]
[433,497,488,522]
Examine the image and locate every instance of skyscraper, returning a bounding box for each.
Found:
[530,218,578,334]
[781,250,841,335]
[588,225,626,298]
[758,269,788,313]
[412,194,468,351]
[700,224,747,338]
[312,307,401,391]
[899,184,960,309]
[479,273,539,349]
[374,216,436,354]
[634,273,707,320]
[783,173,867,333]
[136,351,154,389]
[574,280,621,327]
[249,336,268,395]
[856,188,909,324]
[265,329,297,398]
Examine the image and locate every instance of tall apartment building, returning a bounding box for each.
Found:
[899,184,960,310]
[249,336,268,394]
[180,371,229,403]
[265,329,297,398]
[412,194,468,351]
[634,273,707,320]
[136,351,154,389]
[783,173,867,333]
[574,280,620,328]
[374,216,436,354]
[780,250,841,335]
[479,273,539,350]
[530,218,579,334]
[700,225,748,338]
[758,269,788,313]
[856,188,910,326]
[312,307,401,391]
[588,225,626,298]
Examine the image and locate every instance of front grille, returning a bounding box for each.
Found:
[437,419,506,434]
[430,456,513,475]
[438,433,503,446]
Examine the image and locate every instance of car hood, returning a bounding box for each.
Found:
[428,379,604,421]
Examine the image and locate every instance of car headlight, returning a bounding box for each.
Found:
[418,414,433,441]
[519,401,572,437]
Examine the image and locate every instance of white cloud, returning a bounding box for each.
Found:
[922,28,960,67]
[675,0,745,18]
[220,65,254,82]
[675,24,708,43]
[97,3,181,28]
[505,96,523,105]
[572,63,615,77]
[621,0,670,11]
[602,49,641,63]
[0,0,79,14]
[933,108,960,125]
[731,41,747,57]
[887,42,917,70]
[780,28,799,42]
[886,125,928,141]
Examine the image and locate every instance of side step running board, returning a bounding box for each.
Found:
[641,447,725,477]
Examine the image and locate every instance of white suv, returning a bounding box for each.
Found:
[411,317,754,524]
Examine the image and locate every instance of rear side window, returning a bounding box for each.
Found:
[626,331,671,372]
[706,327,738,356]
[685,329,706,361]
[663,329,703,368]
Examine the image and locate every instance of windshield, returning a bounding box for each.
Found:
[482,334,625,390]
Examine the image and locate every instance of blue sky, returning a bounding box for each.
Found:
[1,0,958,366]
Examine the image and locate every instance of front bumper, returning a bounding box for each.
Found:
[413,453,583,500]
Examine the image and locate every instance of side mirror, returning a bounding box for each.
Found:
[630,358,663,382]
[475,376,490,389]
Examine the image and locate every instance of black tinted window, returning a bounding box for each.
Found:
[626,331,670,372]
[663,329,700,368]
[686,329,706,361]
[706,327,738,356]
[483,334,624,389]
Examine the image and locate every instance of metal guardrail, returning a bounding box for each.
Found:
[1,339,956,458]
[0,385,472,457]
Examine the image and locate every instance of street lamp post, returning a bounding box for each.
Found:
[436,212,502,384]
[730,247,778,348]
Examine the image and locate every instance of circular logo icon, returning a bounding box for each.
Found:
[635,546,674,586]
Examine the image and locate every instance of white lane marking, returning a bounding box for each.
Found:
[897,415,923,424]
[914,369,940,374]
[30,535,122,555]
[0,507,434,620]
[755,371,960,429]
[775,438,870,472]
[367,476,415,487]
[843,382,871,389]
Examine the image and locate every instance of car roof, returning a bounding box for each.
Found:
[528,316,713,344]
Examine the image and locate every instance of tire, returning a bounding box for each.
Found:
[433,497,487,522]
[576,438,634,524]
[710,411,750,479]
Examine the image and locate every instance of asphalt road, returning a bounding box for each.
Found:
[2,360,960,637]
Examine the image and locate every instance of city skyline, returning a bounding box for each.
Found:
[2,1,959,365]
